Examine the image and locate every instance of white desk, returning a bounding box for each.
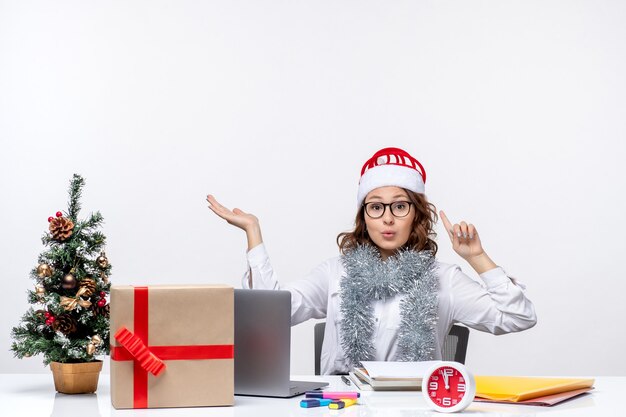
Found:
[0,374,619,417]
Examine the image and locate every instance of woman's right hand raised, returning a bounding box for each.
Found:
[206,194,263,250]
[206,194,259,231]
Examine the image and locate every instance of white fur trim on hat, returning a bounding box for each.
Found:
[357,147,426,207]
[357,165,425,207]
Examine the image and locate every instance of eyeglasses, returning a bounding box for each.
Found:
[363,201,413,219]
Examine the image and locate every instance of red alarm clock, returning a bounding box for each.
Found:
[422,361,476,413]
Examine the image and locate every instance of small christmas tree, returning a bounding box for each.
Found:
[11,174,111,364]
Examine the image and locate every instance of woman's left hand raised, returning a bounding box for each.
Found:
[440,210,498,274]
[439,210,485,261]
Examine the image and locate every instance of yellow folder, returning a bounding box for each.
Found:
[475,376,595,402]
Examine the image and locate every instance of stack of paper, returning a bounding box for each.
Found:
[349,369,420,390]
[347,361,439,391]
[474,376,595,406]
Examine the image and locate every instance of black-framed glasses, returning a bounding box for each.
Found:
[363,201,413,219]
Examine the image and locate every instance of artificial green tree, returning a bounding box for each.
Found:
[11,174,111,364]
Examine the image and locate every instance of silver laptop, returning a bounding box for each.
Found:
[234,289,328,397]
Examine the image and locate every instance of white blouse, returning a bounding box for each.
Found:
[242,243,537,375]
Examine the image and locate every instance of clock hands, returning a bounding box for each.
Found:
[440,369,450,390]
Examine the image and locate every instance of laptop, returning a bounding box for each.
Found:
[234,289,328,397]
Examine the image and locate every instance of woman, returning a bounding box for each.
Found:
[207,147,536,375]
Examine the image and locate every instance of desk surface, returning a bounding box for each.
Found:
[1,374,618,417]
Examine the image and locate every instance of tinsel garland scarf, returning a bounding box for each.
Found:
[339,244,439,367]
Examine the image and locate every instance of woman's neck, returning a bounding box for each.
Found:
[379,248,394,261]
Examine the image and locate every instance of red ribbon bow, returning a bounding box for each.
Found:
[114,327,166,376]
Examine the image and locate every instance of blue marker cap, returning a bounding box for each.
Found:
[300,399,332,408]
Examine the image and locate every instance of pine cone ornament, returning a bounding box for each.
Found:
[91,302,110,318]
[53,314,78,334]
[79,277,97,297]
[49,217,74,241]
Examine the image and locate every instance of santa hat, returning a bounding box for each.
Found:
[357,147,426,207]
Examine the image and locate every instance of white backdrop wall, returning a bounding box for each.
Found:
[1,1,625,376]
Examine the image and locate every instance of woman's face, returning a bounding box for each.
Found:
[363,186,415,259]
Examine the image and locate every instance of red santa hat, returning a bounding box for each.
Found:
[357,147,426,207]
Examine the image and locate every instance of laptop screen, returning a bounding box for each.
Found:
[234,289,292,396]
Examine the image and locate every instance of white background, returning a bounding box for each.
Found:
[1,1,625,376]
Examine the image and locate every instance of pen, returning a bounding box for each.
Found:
[329,398,358,409]
[305,391,361,399]
[341,375,352,386]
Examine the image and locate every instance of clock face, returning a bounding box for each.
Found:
[425,365,468,409]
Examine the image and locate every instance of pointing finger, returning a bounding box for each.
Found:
[439,210,454,237]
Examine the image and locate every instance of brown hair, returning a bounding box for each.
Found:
[336,190,439,256]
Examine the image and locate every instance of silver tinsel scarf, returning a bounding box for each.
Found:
[339,244,439,367]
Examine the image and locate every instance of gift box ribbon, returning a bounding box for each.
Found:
[111,286,234,408]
